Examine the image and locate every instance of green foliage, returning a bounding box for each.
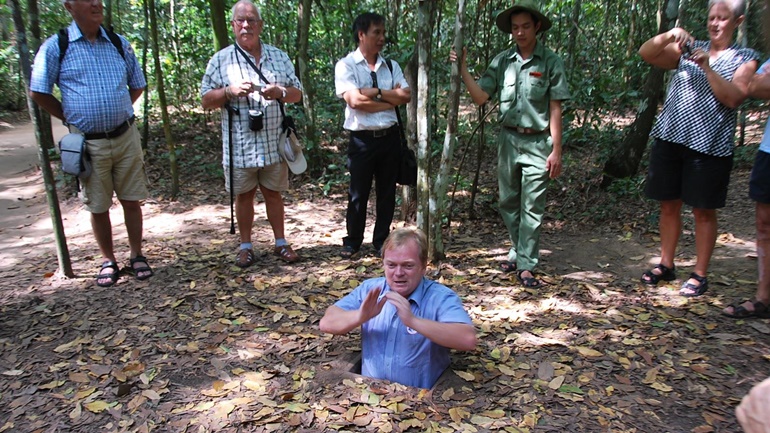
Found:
[0,42,24,110]
[5,0,768,208]
[733,143,757,170]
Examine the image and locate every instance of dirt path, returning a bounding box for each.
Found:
[0,121,71,274]
[0,120,768,432]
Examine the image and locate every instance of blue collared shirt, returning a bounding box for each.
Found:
[30,22,146,134]
[334,277,473,389]
[200,42,302,169]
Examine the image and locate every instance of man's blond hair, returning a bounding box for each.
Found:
[382,228,428,266]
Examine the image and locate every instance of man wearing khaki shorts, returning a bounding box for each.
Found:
[30,0,151,287]
[201,0,303,267]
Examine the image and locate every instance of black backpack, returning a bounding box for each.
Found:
[57,25,126,64]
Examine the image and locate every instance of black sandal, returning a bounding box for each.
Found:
[96,261,120,287]
[516,270,541,288]
[722,299,770,319]
[679,273,708,297]
[339,245,359,259]
[129,255,154,280]
[641,264,676,285]
[500,261,517,273]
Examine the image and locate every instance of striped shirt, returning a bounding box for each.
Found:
[651,41,758,157]
[201,42,301,169]
[30,22,146,134]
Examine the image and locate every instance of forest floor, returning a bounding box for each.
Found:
[0,111,769,433]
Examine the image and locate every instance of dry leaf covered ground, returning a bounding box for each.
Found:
[1,118,769,433]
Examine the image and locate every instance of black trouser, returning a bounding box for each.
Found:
[344,128,400,250]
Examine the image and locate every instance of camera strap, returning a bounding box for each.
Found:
[235,44,286,120]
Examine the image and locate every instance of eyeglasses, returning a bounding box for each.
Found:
[68,0,101,4]
[370,71,378,88]
[233,18,261,27]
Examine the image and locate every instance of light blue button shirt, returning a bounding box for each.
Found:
[30,22,146,134]
[334,277,473,389]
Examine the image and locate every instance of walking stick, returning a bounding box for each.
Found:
[225,103,239,235]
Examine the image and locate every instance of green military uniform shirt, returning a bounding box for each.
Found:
[477,40,570,130]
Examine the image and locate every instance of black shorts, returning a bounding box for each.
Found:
[644,139,733,209]
[750,150,770,204]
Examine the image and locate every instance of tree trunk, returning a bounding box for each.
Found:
[737,0,750,147]
[387,0,400,46]
[401,29,418,223]
[297,0,317,169]
[601,0,680,186]
[565,0,581,74]
[104,0,112,29]
[148,0,179,197]
[430,0,465,262]
[468,0,493,218]
[624,0,638,83]
[10,0,73,277]
[469,105,486,219]
[415,0,435,245]
[141,0,150,149]
[208,0,229,52]
[25,0,53,150]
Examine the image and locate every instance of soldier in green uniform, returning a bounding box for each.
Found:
[451,0,570,287]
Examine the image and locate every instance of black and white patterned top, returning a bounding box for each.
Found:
[651,40,759,157]
[201,42,302,168]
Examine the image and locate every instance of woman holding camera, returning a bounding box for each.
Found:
[637,0,758,296]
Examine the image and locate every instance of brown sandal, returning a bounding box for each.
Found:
[274,245,299,263]
[722,299,770,318]
[235,248,255,268]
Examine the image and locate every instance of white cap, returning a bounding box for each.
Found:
[278,129,307,174]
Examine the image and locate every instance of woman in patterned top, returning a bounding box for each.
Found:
[637,0,759,296]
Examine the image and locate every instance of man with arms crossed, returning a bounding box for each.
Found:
[335,12,411,259]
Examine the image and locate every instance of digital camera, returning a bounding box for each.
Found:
[682,42,693,58]
[248,109,264,131]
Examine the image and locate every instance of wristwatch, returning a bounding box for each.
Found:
[375,88,382,101]
[280,88,287,100]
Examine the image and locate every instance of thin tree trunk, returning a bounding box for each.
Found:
[387,0,400,46]
[148,0,179,196]
[170,0,181,64]
[141,0,150,149]
[402,28,419,223]
[104,0,112,28]
[430,0,465,261]
[469,105,486,219]
[10,0,72,277]
[737,0,750,147]
[565,0,581,74]
[602,0,680,186]
[297,0,317,169]
[468,0,492,217]
[25,0,53,150]
[624,0,638,83]
[208,0,229,52]
[415,0,434,243]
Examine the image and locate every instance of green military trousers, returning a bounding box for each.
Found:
[497,127,552,271]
